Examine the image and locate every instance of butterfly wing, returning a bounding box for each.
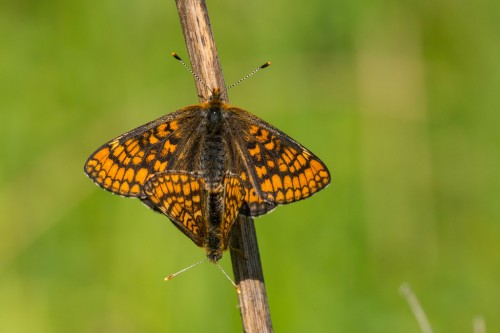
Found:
[224,127,276,217]
[225,107,331,211]
[84,105,203,197]
[220,175,245,247]
[143,172,207,247]
[143,172,244,250]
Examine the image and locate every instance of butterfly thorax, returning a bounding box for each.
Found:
[200,99,226,187]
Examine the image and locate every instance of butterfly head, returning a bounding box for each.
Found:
[208,88,223,103]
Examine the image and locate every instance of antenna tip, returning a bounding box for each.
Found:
[172,52,181,61]
[261,61,271,69]
[164,274,175,281]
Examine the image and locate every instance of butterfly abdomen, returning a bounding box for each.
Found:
[206,191,224,262]
[208,191,222,228]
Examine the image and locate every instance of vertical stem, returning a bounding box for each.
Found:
[230,216,273,332]
[175,0,226,102]
[174,1,273,332]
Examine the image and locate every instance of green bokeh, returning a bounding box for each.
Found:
[1,0,499,332]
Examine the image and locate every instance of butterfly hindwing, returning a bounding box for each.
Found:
[144,172,245,250]
[221,175,245,244]
[143,172,206,247]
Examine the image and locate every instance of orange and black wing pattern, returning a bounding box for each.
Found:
[220,175,245,245]
[143,172,244,250]
[225,107,330,215]
[143,172,207,246]
[84,106,202,197]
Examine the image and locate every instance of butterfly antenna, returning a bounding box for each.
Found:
[222,61,271,95]
[215,262,240,294]
[171,52,212,93]
[164,258,208,281]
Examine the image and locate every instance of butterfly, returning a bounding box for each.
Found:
[84,69,330,263]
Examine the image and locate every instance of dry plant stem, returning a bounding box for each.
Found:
[230,216,273,332]
[175,0,226,101]
[174,0,273,332]
[400,283,433,333]
[473,316,486,333]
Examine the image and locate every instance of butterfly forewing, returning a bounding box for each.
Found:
[225,107,331,207]
[223,128,277,217]
[84,106,202,197]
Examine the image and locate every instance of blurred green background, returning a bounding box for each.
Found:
[1,0,499,332]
